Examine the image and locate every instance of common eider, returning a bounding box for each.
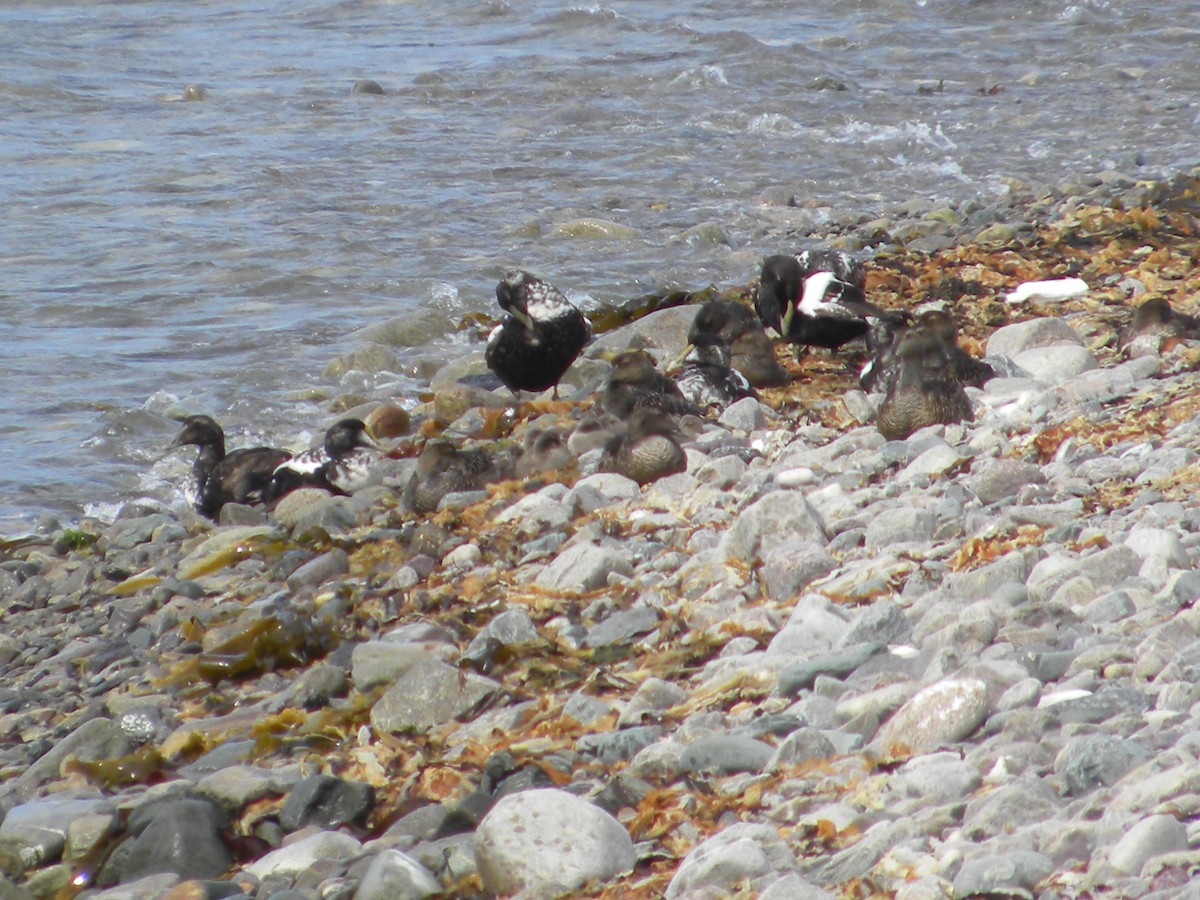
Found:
[877,325,974,441]
[600,349,702,418]
[1118,296,1200,351]
[403,439,509,515]
[756,250,903,353]
[265,418,381,503]
[485,270,591,399]
[598,407,687,485]
[862,309,990,392]
[170,415,289,519]
[669,333,758,413]
[689,299,788,387]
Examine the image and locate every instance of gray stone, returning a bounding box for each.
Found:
[17,718,134,794]
[951,851,1055,898]
[578,726,664,765]
[245,830,363,879]
[119,798,231,882]
[776,643,884,696]
[865,506,934,548]
[535,541,634,594]
[0,797,116,868]
[1108,814,1187,875]
[677,734,774,775]
[466,609,539,659]
[761,539,837,602]
[585,305,697,359]
[353,848,441,900]
[767,597,853,660]
[280,775,373,832]
[986,317,1083,357]
[492,493,571,535]
[963,777,1060,840]
[584,605,659,649]
[719,490,828,564]
[197,764,290,811]
[1011,343,1097,382]
[842,601,911,647]
[619,678,687,727]
[370,661,501,733]
[666,823,798,899]
[971,458,1047,505]
[718,397,769,433]
[872,678,989,756]
[768,728,837,771]
[286,548,350,591]
[352,640,453,692]
[475,789,635,897]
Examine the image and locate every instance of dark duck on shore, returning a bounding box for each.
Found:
[265,418,381,503]
[862,309,991,392]
[171,415,289,519]
[599,407,687,485]
[877,325,975,441]
[1118,296,1200,351]
[756,250,904,354]
[688,299,788,387]
[668,333,758,413]
[485,270,592,399]
[600,349,702,418]
[403,440,511,515]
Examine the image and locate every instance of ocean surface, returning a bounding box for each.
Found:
[2,0,1198,535]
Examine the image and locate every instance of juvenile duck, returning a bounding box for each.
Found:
[265,418,382,503]
[600,349,702,418]
[171,415,289,519]
[514,426,574,478]
[877,326,974,441]
[485,270,592,399]
[689,299,788,387]
[1117,296,1200,351]
[599,407,687,485]
[669,333,758,413]
[404,440,508,515]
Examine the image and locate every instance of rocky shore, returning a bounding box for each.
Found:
[4,166,1200,899]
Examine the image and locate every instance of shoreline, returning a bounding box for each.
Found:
[3,172,1200,897]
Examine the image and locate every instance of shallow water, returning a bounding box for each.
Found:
[2,0,1197,533]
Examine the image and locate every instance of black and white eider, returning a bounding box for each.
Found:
[598,407,687,485]
[668,333,758,413]
[688,299,788,387]
[264,418,382,503]
[600,349,702,418]
[485,270,592,399]
[756,250,903,353]
[170,415,290,519]
[877,325,975,441]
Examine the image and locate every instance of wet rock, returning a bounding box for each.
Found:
[245,830,363,880]
[0,797,115,869]
[280,775,374,832]
[116,798,231,883]
[475,789,635,896]
[286,547,349,590]
[17,717,134,794]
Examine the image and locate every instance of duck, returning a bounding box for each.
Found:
[861,309,989,393]
[264,418,382,503]
[688,299,788,387]
[514,426,574,478]
[668,333,758,413]
[600,349,702,418]
[598,407,687,485]
[403,440,510,515]
[756,250,904,353]
[170,415,290,519]
[1117,296,1200,351]
[485,270,592,399]
[877,325,975,440]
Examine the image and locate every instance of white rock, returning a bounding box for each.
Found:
[475,789,634,897]
[245,831,362,879]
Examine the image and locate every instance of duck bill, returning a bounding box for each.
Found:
[666,344,694,375]
[510,306,535,330]
[779,302,795,338]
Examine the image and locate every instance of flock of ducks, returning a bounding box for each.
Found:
[168,249,1063,520]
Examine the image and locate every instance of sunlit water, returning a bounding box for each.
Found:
[2,0,1197,533]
